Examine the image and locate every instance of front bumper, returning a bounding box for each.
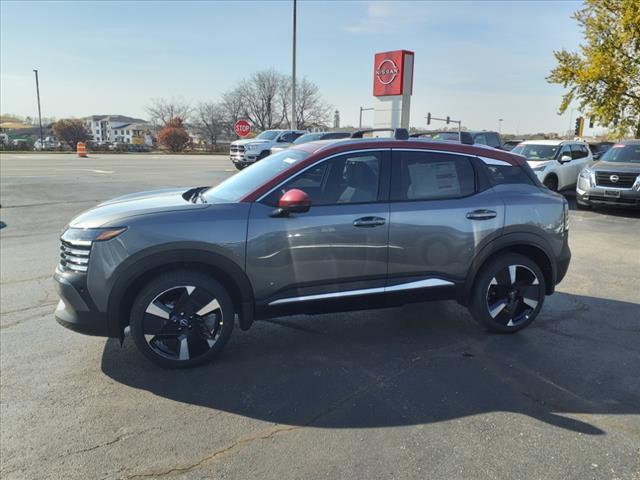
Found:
[576,178,640,208]
[54,269,110,337]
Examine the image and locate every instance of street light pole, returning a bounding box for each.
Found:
[291,0,297,130]
[498,118,503,134]
[33,69,44,149]
[359,107,373,128]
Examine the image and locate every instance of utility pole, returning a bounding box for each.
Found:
[291,0,297,130]
[498,118,503,134]
[33,69,44,149]
[359,106,373,128]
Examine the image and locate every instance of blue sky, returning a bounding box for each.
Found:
[1,0,584,134]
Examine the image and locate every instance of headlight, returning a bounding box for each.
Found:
[633,175,640,191]
[532,165,546,172]
[579,168,591,178]
[62,227,127,245]
[245,143,259,151]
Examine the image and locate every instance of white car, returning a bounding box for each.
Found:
[229,129,306,170]
[511,140,592,191]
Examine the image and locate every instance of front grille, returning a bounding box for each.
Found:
[230,145,245,153]
[59,239,91,272]
[595,171,637,188]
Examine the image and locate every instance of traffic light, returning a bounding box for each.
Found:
[574,117,584,137]
[426,113,431,125]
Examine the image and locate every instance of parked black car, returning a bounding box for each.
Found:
[588,141,614,160]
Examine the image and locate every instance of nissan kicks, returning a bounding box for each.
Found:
[54,131,571,368]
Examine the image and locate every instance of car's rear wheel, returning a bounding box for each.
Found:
[130,270,234,368]
[543,175,558,191]
[469,253,546,333]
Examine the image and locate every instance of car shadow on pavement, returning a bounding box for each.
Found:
[101,292,639,436]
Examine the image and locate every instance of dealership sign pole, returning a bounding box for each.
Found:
[373,50,414,132]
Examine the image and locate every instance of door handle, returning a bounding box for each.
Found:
[466,209,497,220]
[353,216,386,227]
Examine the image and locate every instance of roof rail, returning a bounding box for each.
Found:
[409,131,474,145]
[350,128,409,140]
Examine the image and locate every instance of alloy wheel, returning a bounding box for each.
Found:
[485,264,541,327]
[142,285,224,361]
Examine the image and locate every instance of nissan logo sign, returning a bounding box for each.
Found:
[609,174,619,183]
[376,58,399,85]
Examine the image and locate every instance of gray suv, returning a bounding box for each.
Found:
[54,131,571,368]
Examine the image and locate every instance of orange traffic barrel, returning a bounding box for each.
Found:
[77,142,87,158]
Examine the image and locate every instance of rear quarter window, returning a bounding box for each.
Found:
[485,163,535,186]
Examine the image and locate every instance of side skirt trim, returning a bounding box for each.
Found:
[268,278,454,306]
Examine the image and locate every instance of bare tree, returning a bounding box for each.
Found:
[221,87,247,127]
[195,101,227,150]
[146,97,192,129]
[281,77,332,130]
[243,70,286,131]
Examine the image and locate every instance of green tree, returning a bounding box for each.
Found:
[547,0,640,138]
[52,119,89,148]
[157,117,190,152]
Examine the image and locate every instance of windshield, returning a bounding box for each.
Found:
[599,144,640,163]
[256,130,281,140]
[511,144,559,160]
[293,133,323,144]
[203,149,310,203]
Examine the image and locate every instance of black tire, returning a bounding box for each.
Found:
[130,270,234,369]
[469,253,546,333]
[543,175,558,192]
[257,150,269,161]
[234,163,244,171]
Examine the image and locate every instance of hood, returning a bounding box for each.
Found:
[526,159,554,169]
[231,138,270,146]
[70,187,208,228]
[589,160,640,173]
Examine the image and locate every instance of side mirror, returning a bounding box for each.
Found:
[593,152,601,160]
[559,154,572,163]
[271,189,311,217]
[277,136,289,143]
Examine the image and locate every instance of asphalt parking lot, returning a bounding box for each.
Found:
[1,152,639,480]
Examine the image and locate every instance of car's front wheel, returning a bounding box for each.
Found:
[543,175,558,191]
[469,253,546,333]
[130,270,234,368]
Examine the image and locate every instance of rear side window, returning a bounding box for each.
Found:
[391,151,475,201]
[571,144,589,159]
[485,163,535,185]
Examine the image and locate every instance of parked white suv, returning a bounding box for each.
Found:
[512,140,592,191]
[229,129,306,170]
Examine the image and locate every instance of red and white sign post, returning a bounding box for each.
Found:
[372,50,414,131]
[234,120,251,137]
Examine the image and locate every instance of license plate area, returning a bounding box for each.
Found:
[604,190,621,198]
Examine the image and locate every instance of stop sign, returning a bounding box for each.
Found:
[234,120,251,137]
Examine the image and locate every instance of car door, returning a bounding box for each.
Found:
[555,144,574,189]
[387,149,504,291]
[570,144,590,185]
[246,149,391,306]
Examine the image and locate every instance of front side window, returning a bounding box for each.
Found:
[571,144,588,159]
[557,145,572,160]
[392,151,475,201]
[267,151,382,206]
